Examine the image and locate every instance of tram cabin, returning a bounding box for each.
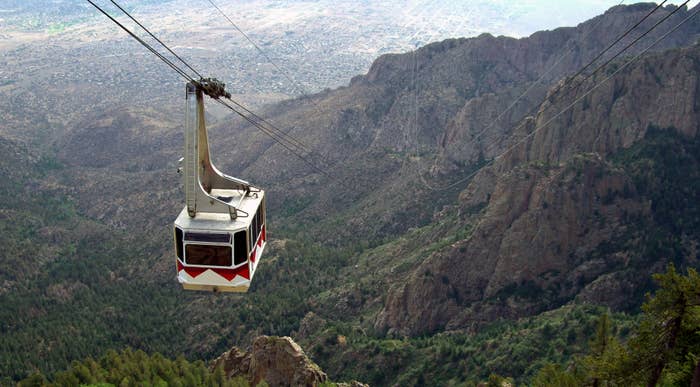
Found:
[173,192,266,292]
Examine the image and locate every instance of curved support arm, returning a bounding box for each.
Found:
[184,81,251,219]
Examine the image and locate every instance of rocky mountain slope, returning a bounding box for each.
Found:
[375,42,700,336]
[50,3,700,244]
[158,4,700,236]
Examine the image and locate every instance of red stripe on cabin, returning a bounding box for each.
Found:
[184,266,207,278]
[177,259,250,280]
[213,265,250,281]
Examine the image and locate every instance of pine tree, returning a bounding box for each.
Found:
[585,312,615,386]
[589,313,610,357]
[585,265,700,385]
[631,265,700,386]
[16,372,46,387]
[531,363,580,387]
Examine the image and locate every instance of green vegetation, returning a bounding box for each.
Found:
[17,349,248,387]
[2,123,700,384]
[532,264,700,386]
[613,127,700,268]
[17,265,699,386]
[300,304,638,385]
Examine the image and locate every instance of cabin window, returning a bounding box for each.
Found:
[184,232,231,243]
[174,227,183,259]
[234,231,247,265]
[252,213,259,244]
[261,199,266,226]
[185,244,232,267]
[248,225,253,251]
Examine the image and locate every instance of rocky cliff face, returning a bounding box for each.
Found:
[486,46,700,174]
[436,3,700,169]
[211,335,366,387]
[374,43,700,336]
[376,154,647,335]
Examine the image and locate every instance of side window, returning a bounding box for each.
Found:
[261,199,266,226]
[234,231,247,265]
[252,211,259,244]
[174,227,183,259]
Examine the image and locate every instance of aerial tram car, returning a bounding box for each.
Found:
[173,79,266,292]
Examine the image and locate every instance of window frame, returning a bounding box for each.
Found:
[180,229,248,269]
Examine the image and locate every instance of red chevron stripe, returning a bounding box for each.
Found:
[214,264,249,281]
[177,259,250,280]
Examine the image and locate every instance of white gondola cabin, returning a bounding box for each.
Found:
[173,80,266,292]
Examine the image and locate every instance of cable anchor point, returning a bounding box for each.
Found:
[197,77,231,99]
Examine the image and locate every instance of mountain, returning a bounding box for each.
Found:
[1,2,700,385]
[214,2,700,241]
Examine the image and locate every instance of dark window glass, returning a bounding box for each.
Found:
[252,214,259,244]
[185,244,232,266]
[261,201,265,225]
[248,225,253,251]
[234,231,248,265]
[175,227,183,259]
[184,232,231,243]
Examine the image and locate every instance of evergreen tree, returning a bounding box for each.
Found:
[631,265,700,386]
[531,363,580,387]
[583,312,622,386]
[586,265,700,385]
[589,313,611,358]
[18,348,251,387]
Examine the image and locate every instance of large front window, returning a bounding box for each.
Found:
[185,244,232,266]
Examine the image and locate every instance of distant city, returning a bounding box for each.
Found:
[1,0,634,99]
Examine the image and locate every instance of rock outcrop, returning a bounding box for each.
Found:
[211,336,328,387]
[376,154,648,335]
